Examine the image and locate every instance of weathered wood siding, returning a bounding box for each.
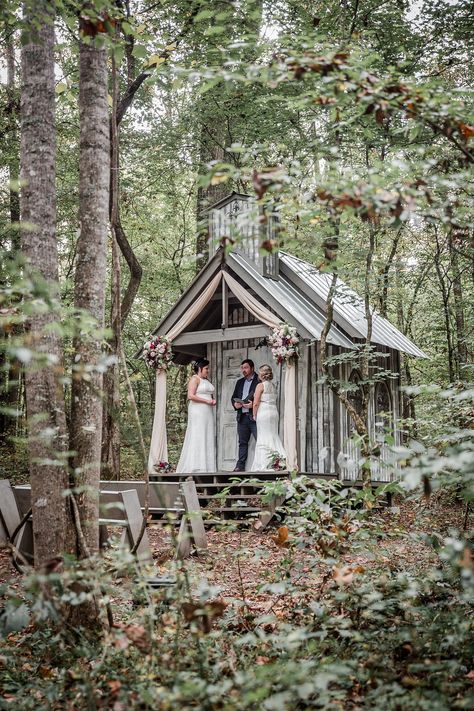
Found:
[304,342,339,475]
[208,309,401,479]
[337,345,401,482]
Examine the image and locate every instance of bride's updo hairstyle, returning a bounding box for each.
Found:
[259,364,273,381]
[192,358,209,374]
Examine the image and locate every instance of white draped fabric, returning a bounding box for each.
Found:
[147,272,222,473]
[147,269,299,473]
[221,272,281,329]
[283,361,298,471]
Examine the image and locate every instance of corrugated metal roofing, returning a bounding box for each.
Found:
[228,252,354,350]
[279,252,427,358]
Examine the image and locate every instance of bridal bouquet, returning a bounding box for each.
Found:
[268,323,300,364]
[142,334,174,371]
[268,451,287,471]
[154,460,173,474]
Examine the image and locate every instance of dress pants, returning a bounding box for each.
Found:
[236,413,257,470]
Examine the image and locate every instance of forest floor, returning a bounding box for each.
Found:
[158,495,470,618]
[1,495,472,710]
[1,495,469,609]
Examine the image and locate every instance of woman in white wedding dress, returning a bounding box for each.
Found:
[176,359,216,473]
[250,364,286,471]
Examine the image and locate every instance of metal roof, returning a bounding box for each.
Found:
[228,252,354,349]
[138,246,426,359]
[279,252,427,358]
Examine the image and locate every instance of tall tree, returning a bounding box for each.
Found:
[20,1,73,563]
[0,26,21,439]
[71,12,110,553]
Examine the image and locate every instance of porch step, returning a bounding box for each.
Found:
[154,471,293,484]
[150,472,394,524]
[209,494,262,500]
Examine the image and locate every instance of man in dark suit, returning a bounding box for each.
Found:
[231,359,259,472]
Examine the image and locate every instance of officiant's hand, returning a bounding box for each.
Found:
[234,401,243,409]
[243,400,253,408]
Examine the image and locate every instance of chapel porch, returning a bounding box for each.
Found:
[152,469,397,524]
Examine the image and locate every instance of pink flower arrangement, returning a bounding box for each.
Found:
[268,323,300,364]
[142,334,173,371]
[154,460,173,473]
[268,451,287,471]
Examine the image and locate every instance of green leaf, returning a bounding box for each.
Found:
[204,26,226,36]
[194,9,215,22]
[121,21,134,35]
[112,45,125,66]
[132,44,147,59]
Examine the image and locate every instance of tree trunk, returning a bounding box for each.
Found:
[6,34,20,238]
[434,230,455,382]
[102,50,121,479]
[193,1,264,272]
[378,227,402,318]
[448,230,468,378]
[395,261,416,437]
[1,31,22,440]
[20,4,73,564]
[101,232,121,479]
[195,114,228,271]
[319,218,380,485]
[71,32,110,554]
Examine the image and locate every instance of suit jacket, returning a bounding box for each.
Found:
[231,373,260,422]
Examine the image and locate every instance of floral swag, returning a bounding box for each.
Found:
[142,335,174,371]
[268,323,300,365]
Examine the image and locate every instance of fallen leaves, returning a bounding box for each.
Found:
[181,599,227,633]
[332,564,366,587]
[460,546,474,570]
[459,123,474,139]
[271,526,289,548]
[112,623,150,653]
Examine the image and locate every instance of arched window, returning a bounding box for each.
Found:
[374,381,393,436]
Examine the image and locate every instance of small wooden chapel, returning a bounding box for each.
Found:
[147,193,426,481]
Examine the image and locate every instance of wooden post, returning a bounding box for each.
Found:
[221,279,228,330]
[180,480,207,550]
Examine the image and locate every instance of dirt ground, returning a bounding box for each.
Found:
[2,496,469,614]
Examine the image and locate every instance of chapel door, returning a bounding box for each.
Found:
[218,348,247,471]
[218,345,282,470]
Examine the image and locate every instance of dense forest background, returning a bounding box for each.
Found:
[0,2,473,708]
[1,0,473,475]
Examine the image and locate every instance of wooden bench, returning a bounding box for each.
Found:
[99,480,183,519]
[100,489,153,562]
[98,480,207,555]
[4,479,207,563]
[0,479,34,564]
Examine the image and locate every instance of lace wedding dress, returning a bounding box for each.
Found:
[250,381,286,471]
[176,377,216,473]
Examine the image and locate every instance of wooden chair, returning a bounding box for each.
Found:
[7,479,207,562]
[100,489,153,563]
[99,479,207,557]
[0,479,34,564]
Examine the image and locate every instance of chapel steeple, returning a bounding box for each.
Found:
[204,192,279,280]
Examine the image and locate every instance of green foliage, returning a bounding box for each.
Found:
[0,484,472,709]
[0,1,473,706]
